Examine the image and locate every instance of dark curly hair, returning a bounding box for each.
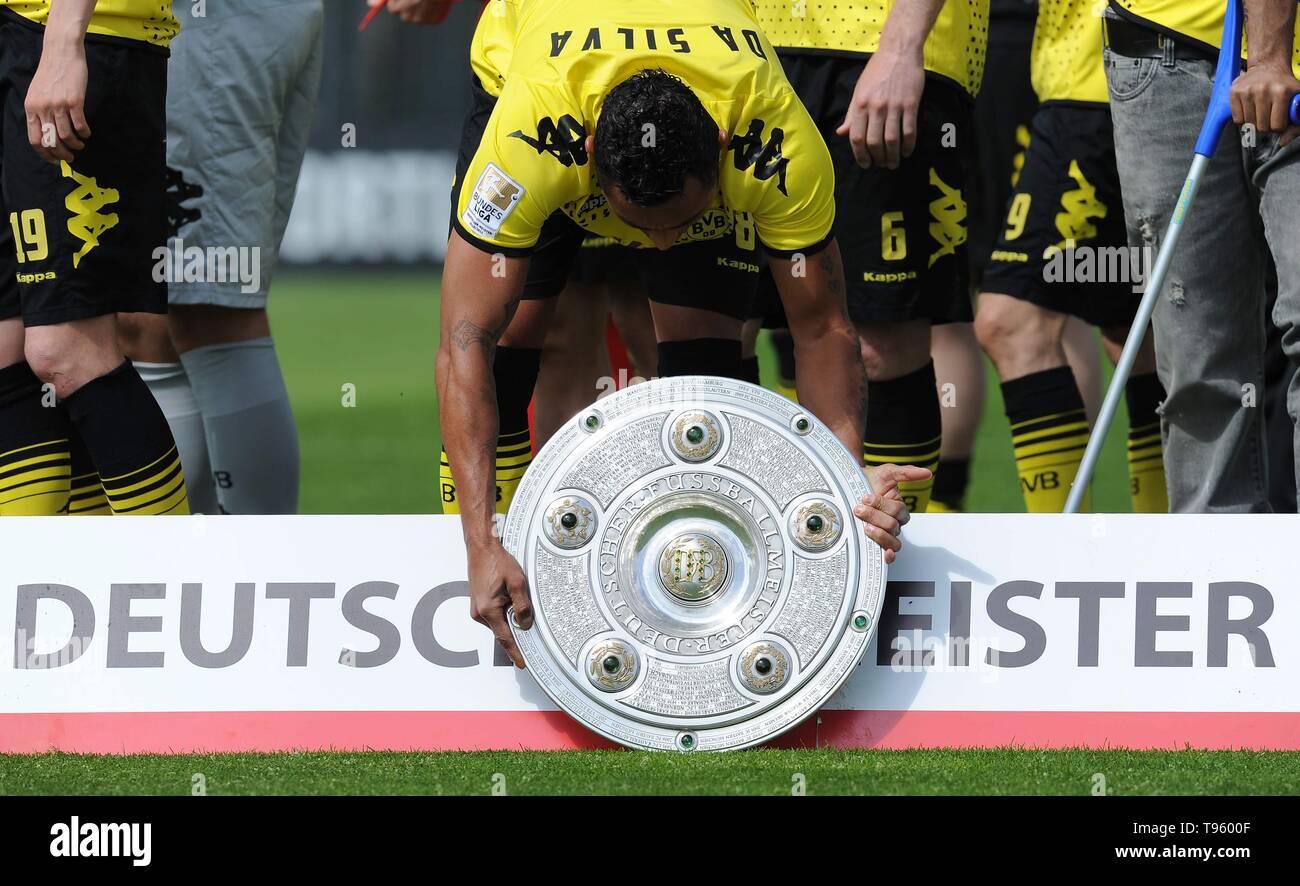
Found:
[594,69,720,208]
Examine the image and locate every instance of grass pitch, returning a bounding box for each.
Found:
[4,749,1299,796]
[0,271,1219,797]
[267,268,1136,515]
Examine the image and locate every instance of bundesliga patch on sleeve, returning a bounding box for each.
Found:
[462,163,525,240]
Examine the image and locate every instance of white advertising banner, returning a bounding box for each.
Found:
[1,514,1296,752]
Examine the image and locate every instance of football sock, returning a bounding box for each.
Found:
[1125,371,1168,513]
[656,338,743,379]
[63,360,189,515]
[439,345,540,515]
[929,457,970,513]
[864,362,942,513]
[771,329,798,400]
[180,338,298,514]
[1002,365,1090,513]
[0,361,70,515]
[740,356,760,386]
[136,361,218,514]
[66,426,110,515]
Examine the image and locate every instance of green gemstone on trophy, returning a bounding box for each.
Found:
[560,512,578,529]
[602,655,621,674]
[585,415,599,429]
[806,514,824,533]
[680,735,695,749]
[854,614,868,629]
[685,425,704,444]
[796,418,810,432]
[755,656,772,675]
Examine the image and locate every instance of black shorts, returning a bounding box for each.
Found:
[981,103,1138,327]
[968,13,1038,286]
[0,15,168,326]
[761,51,974,327]
[569,235,638,286]
[451,78,764,319]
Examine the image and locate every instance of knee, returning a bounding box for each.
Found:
[857,321,930,381]
[24,324,120,399]
[974,295,1061,373]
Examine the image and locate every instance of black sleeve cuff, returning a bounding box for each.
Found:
[760,227,835,260]
[450,215,536,258]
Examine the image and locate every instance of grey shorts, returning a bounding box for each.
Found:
[165,0,324,308]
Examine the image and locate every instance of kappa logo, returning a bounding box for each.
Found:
[728,118,789,196]
[61,162,120,268]
[509,114,588,167]
[1053,159,1107,251]
[927,168,966,268]
[462,163,525,239]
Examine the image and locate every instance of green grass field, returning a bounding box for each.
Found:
[5,750,1299,796]
[267,268,1135,515]
[0,270,1243,797]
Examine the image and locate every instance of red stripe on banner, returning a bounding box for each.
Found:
[3,710,1299,754]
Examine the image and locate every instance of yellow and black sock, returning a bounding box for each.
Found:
[864,362,942,513]
[771,329,798,401]
[63,361,189,515]
[929,458,969,513]
[0,361,70,515]
[66,426,110,515]
[1125,371,1168,513]
[439,345,540,515]
[1003,366,1090,513]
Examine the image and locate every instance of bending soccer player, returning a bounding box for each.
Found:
[974,0,1166,513]
[0,0,189,516]
[436,0,927,667]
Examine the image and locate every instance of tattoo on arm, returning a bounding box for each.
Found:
[450,292,522,354]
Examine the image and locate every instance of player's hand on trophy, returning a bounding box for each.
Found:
[468,541,534,668]
[25,21,91,164]
[855,464,931,563]
[372,0,454,26]
[836,47,924,169]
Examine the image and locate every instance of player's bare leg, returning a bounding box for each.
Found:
[533,282,612,448]
[930,321,985,511]
[1063,316,1103,424]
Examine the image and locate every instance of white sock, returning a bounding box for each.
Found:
[179,338,300,514]
[134,361,220,514]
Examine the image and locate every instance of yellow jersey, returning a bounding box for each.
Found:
[1110,0,1300,77]
[458,0,836,257]
[751,0,990,98]
[0,1,178,49]
[1032,0,1108,104]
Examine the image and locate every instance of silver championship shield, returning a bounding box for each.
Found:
[503,376,886,751]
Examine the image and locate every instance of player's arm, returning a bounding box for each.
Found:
[836,0,945,169]
[25,0,96,164]
[437,231,534,667]
[769,242,928,562]
[1231,0,1300,143]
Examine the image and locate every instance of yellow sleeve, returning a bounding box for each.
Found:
[453,80,587,255]
[727,93,836,258]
